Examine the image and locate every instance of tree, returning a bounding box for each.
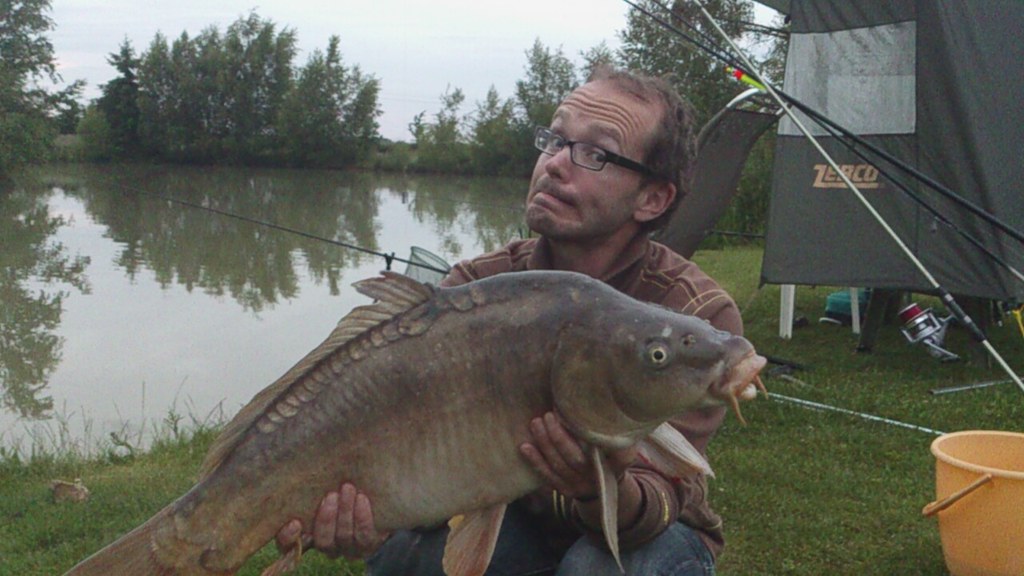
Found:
[75,105,114,161]
[468,86,519,176]
[338,67,381,164]
[514,39,578,132]
[136,33,175,157]
[96,39,141,158]
[0,0,83,175]
[179,27,227,161]
[278,36,381,168]
[617,0,755,124]
[220,12,297,163]
[414,86,470,174]
[54,97,83,134]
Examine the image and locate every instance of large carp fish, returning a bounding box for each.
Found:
[64,270,766,576]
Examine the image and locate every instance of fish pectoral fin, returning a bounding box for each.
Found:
[640,423,714,479]
[259,532,303,576]
[443,503,507,576]
[592,446,624,574]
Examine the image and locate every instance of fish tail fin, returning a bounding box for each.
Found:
[63,505,190,576]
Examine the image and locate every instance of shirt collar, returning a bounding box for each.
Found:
[526,234,651,289]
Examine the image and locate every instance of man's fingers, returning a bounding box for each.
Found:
[312,491,340,553]
[334,484,358,547]
[546,413,588,467]
[353,492,387,551]
[275,519,302,552]
[519,441,566,492]
[532,414,588,476]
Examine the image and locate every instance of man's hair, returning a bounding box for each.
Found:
[586,65,697,232]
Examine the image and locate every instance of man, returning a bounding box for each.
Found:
[277,65,742,575]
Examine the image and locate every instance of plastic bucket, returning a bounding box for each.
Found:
[923,430,1024,576]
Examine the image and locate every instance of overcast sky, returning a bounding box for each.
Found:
[48,0,775,141]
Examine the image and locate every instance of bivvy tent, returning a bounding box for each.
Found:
[758,0,1024,304]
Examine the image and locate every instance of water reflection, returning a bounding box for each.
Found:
[66,165,385,311]
[0,176,91,419]
[1,164,525,450]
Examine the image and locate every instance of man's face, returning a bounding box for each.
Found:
[526,80,663,243]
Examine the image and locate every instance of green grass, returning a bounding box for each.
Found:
[2,245,1021,575]
[697,246,1022,575]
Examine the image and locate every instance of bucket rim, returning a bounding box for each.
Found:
[931,430,1024,480]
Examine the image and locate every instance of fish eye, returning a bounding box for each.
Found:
[647,343,670,366]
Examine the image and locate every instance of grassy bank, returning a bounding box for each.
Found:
[3,246,1021,575]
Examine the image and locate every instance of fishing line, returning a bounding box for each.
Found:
[687,0,1024,394]
[621,0,747,73]
[99,177,452,276]
[769,393,944,436]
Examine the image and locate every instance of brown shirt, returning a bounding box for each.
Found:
[441,235,743,558]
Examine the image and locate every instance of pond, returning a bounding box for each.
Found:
[1,163,528,456]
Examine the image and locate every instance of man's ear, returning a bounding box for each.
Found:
[633,181,677,224]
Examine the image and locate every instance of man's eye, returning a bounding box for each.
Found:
[584,147,606,163]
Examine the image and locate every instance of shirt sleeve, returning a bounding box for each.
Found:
[440,262,476,288]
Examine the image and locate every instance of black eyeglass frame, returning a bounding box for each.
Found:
[533,126,662,179]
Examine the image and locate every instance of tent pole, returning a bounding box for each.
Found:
[691,0,1024,395]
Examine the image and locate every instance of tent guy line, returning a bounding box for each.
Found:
[669,0,1024,394]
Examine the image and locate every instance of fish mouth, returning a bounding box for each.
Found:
[720,351,768,426]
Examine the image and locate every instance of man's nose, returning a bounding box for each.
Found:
[544,146,573,178]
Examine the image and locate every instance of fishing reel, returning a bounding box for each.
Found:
[898,303,959,361]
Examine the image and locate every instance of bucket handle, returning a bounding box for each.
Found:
[922,473,993,517]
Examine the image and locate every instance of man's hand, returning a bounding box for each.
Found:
[518,412,637,499]
[275,483,390,560]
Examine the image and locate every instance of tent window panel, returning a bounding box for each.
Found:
[780,21,916,136]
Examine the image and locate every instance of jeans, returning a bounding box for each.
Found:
[366,503,715,576]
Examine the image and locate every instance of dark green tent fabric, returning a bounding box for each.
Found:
[761,0,1024,302]
[658,98,778,259]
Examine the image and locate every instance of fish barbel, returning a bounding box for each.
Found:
[63,270,766,576]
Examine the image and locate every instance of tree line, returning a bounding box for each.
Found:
[76,12,382,168]
[0,0,83,177]
[4,0,786,238]
[392,0,786,183]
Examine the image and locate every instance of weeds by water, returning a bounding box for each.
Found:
[1,391,226,468]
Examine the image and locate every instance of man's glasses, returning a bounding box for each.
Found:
[533,126,660,179]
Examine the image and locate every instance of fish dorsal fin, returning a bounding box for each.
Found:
[198,272,435,478]
[443,504,507,576]
[592,446,624,574]
[639,423,714,479]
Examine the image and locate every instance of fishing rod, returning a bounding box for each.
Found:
[810,113,1024,286]
[782,95,1024,247]
[628,0,1024,250]
[722,68,1024,287]
[682,0,1024,394]
[694,18,1024,288]
[105,179,451,276]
